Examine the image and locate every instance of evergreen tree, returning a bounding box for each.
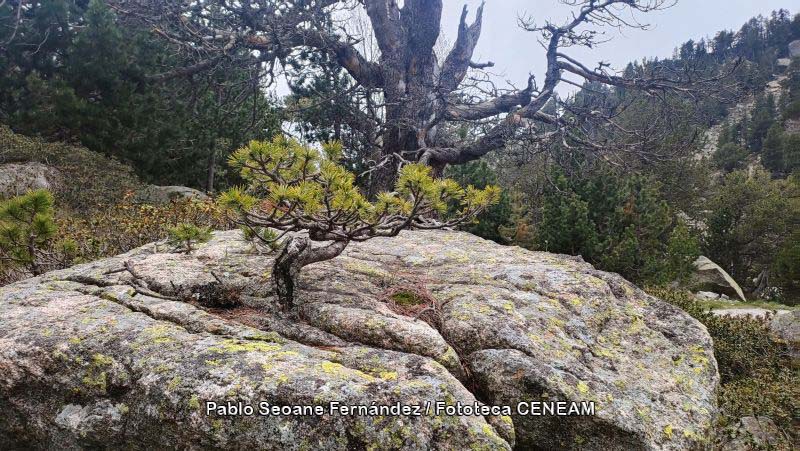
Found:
[536,170,691,284]
[747,94,776,151]
[713,143,749,172]
[783,134,800,174]
[0,0,278,189]
[445,161,513,243]
[704,168,794,285]
[762,124,784,173]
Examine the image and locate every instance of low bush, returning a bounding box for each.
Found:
[58,195,230,263]
[651,288,799,441]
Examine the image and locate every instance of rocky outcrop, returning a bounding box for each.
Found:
[0,162,63,199]
[769,310,799,361]
[789,40,800,58]
[689,256,747,302]
[0,230,719,450]
[135,185,209,204]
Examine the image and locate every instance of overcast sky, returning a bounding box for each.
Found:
[437,0,795,93]
[273,1,795,97]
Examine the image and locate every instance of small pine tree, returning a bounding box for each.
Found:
[536,170,691,285]
[219,136,500,308]
[0,190,75,277]
[782,134,800,173]
[167,223,213,253]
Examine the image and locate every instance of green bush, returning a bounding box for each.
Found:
[712,142,749,172]
[703,168,795,287]
[783,133,800,173]
[774,231,800,298]
[651,288,799,439]
[761,124,784,173]
[537,171,698,285]
[445,161,514,243]
[0,190,76,283]
[783,100,800,120]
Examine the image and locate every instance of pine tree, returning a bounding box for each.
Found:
[762,124,784,173]
[219,137,500,308]
[0,190,75,278]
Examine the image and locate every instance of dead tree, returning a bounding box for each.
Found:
[114,0,735,193]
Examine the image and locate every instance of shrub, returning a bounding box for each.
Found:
[537,170,697,285]
[703,168,795,287]
[651,288,799,439]
[783,133,800,173]
[761,124,785,173]
[712,142,749,172]
[58,196,229,264]
[783,99,800,120]
[774,231,800,300]
[0,190,76,283]
[167,223,213,253]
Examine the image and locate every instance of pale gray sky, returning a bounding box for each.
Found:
[273,1,796,97]
[438,0,796,93]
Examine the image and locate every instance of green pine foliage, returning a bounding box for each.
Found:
[761,124,785,173]
[167,223,213,254]
[0,0,278,189]
[774,231,800,295]
[220,136,501,240]
[703,168,797,289]
[713,142,750,172]
[537,170,698,285]
[445,161,513,243]
[783,133,800,173]
[0,190,75,280]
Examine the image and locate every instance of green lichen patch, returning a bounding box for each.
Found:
[209,339,282,354]
[390,290,427,306]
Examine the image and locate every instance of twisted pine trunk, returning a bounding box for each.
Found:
[272,237,349,309]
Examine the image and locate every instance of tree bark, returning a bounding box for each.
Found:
[272,237,349,309]
[206,146,216,193]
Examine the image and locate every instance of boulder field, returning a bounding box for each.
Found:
[0,230,718,450]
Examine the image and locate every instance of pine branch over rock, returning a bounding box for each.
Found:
[219,136,500,308]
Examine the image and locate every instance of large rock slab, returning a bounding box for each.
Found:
[0,230,719,450]
[689,256,747,302]
[789,40,800,58]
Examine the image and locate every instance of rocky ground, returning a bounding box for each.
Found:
[0,230,720,450]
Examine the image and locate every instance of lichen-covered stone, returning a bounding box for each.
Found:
[0,230,718,450]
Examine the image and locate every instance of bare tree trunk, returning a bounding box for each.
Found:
[206,146,216,193]
[272,237,349,309]
[273,237,308,309]
[753,269,770,298]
